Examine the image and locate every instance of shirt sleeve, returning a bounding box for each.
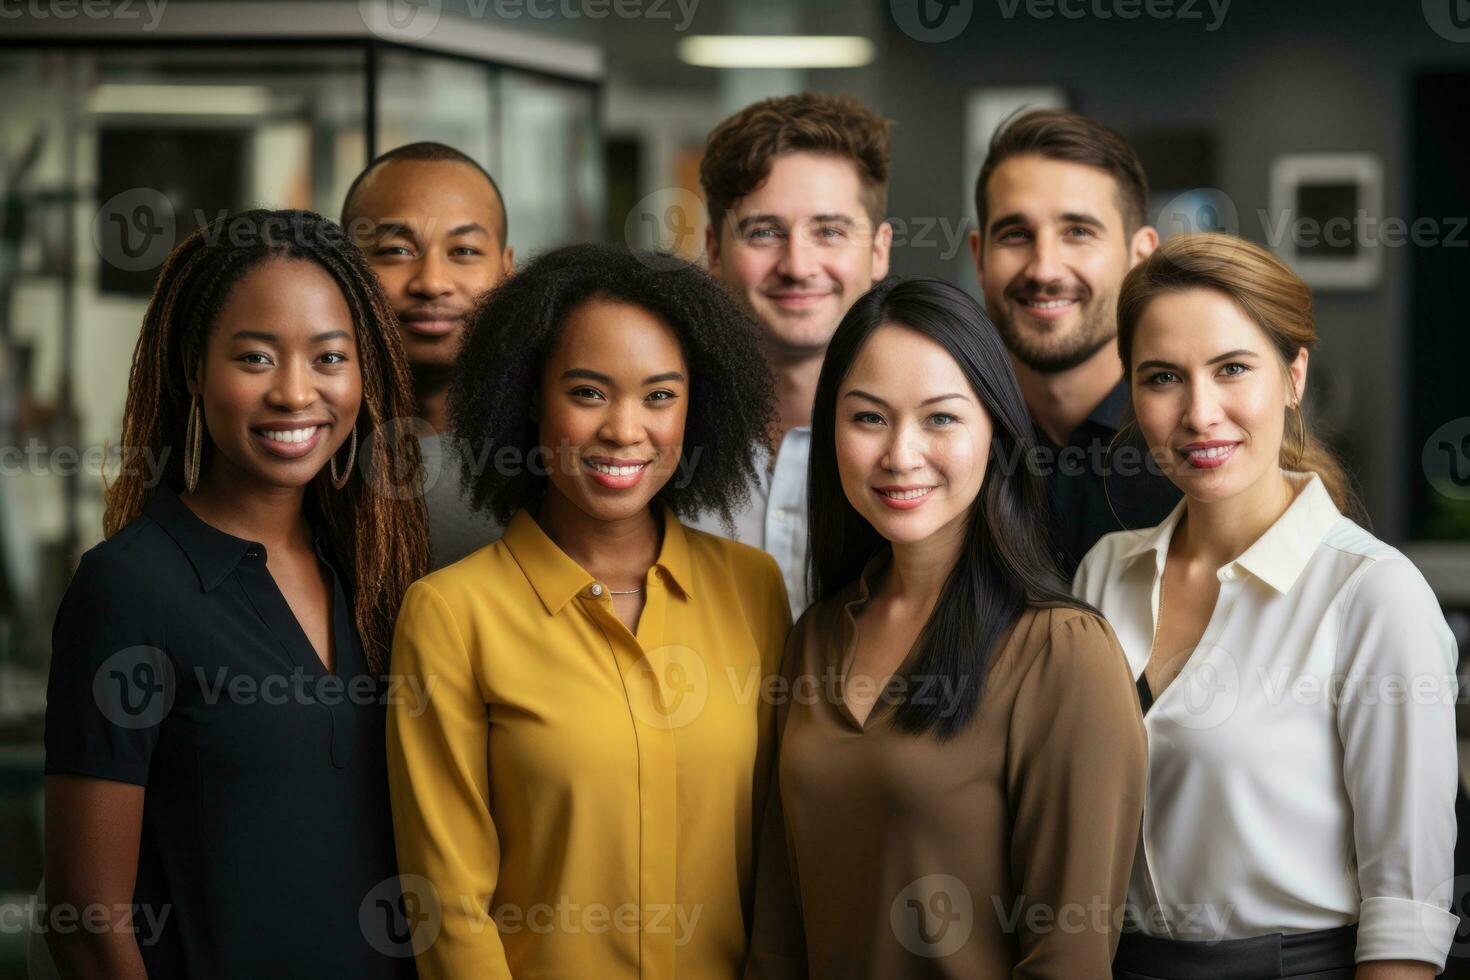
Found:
[1335,557,1460,968]
[386,579,511,979]
[1006,609,1147,979]
[45,549,170,785]
[744,607,808,980]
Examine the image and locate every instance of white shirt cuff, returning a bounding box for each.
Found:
[1357,895,1458,969]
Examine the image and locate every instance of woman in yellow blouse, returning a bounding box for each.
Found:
[387,243,791,979]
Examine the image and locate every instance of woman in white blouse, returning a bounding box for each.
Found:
[1074,233,1459,980]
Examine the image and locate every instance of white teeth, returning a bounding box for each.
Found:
[587,460,647,476]
[1023,299,1076,309]
[259,426,318,444]
[1187,445,1233,459]
[878,487,931,500]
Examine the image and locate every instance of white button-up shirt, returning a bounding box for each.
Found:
[1073,471,1460,968]
[689,426,810,617]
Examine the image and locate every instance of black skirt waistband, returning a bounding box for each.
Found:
[1114,924,1357,980]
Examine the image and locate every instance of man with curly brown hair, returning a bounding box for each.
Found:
[693,92,894,614]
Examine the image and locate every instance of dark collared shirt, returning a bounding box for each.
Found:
[44,484,415,979]
[1036,379,1181,579]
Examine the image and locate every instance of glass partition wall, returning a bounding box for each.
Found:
[0,41,601,970]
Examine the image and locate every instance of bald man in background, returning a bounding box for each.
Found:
[343,142,514,568]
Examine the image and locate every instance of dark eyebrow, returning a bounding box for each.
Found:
[1136,349,1258,373]
[988,210,1107,237]
[561,368,686,386]
[447,223,488,238]
[844,390,970,408]
[1058,211,1106,229]
[562,368,613,384]
[1207,348,1258,364]
[987,212,1030,237]
[808,213,855,226]
[231,329,352,344]
[372,221,418,243]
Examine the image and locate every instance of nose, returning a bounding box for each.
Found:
[407,249,453,300]
[776,228,818,282]
[597,396,643,447]
[1180,379,1225,434]
[881,422,926,474]
[268,359,316,413]
[1023,230,1066,289]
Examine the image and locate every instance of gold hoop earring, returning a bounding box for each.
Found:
[1289,401,1307,471]
[330,424,358,490]
[184,394,203,493]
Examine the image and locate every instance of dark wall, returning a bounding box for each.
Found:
[821,0,1470,539]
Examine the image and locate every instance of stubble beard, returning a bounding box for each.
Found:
[994,294,1118,375]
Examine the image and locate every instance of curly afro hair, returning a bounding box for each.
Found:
[449,243,776,528]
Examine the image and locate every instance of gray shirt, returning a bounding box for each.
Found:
[419,433,502,570]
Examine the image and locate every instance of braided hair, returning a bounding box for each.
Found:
[104,208,429,670]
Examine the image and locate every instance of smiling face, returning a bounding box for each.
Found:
[192,257,362,491]
[351,159,513,371]
[1130,288,1308,504]
[835,324,992,548]
[972,154,1155,374]
[536,296,689,525]
[708,151,891,358]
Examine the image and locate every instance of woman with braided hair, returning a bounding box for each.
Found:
[43,209,428,978]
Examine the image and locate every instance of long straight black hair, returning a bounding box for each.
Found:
[808,277,1089,739]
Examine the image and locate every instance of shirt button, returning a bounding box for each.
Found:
[589,583,604,597]
[1218,567,1236,582]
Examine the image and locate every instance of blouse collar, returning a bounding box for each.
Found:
[144,482,336,593]
[501,505,696,616]
[1116,470,1343,594]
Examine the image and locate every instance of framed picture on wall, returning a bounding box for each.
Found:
[1268,153,1383,290]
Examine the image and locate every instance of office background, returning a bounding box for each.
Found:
[1,0,1468,974]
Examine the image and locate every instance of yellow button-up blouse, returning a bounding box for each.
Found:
[387,506,791,980]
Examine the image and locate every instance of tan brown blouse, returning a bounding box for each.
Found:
[745,558,1147,979]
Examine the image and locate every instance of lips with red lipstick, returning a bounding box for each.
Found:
[872,483,938,510]
[1178,440,1240,470]
[399,307,469,339]
[583,454,653,490]
[251,421,330,460]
